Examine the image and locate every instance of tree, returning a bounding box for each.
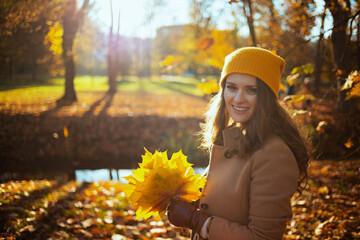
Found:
[57,0,90,105]
[117,36,132,78]
[325,0,352,74]
[0,0,64,80]
[241,0,257,46]
[143,0,166,76]
[184,0,215,75]
[107,0,120,94]
[324,0,352,111]
[314,8,327,93]
[227,0,257,46]
[194,30,238,73]
[154,25,188,74]
[75,15,107,76]
[228,0,315,73]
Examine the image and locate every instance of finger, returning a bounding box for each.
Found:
[168,199,176,212]
[166,200,172,212]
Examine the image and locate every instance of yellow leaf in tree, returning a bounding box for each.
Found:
[198,37,214,50]
[123,149,206,220]
[316,121,328,135]
[344,138,354,149]
[45,22,63,56]
[318,186,329,195]
[63,126,69,138]
[336,69,344,76]
[160,55,184,67]
[197,80,220,95]
[343,70,360,99]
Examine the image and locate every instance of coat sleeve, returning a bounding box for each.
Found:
[208,140,299,240]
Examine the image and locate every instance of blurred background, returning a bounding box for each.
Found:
[0,0,359,181]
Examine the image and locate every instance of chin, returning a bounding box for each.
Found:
[231,116,250,124]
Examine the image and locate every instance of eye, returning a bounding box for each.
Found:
[247,87,257,95]
[226,84,237,91]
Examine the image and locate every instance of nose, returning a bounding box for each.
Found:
[233,90,245,102]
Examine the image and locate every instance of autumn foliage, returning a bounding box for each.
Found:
[124,149,206,220]
[1,159,359,239]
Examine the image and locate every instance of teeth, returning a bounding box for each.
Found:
[233,106,247,111]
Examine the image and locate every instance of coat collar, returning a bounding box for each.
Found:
[222,127,243,148]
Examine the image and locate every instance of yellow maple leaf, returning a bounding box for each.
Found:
[197,80,220,95]
[123,149,206,220]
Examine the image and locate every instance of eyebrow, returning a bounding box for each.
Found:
[226,82,257,87]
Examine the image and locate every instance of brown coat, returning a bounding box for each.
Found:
[198,127,299,240]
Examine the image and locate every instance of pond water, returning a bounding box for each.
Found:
[75,168,207,183]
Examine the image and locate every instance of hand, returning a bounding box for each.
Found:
[167,198,209,234]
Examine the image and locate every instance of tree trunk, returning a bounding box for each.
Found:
[67,170,76,181]
[32,55,37,82]
[109,169,113,181]
[108,26,116,94]
[314,9,326,93]
[114,13,120,86]
[357,14,360,70]
[107,0,119,94]
[57,0,89,105]
[267,0,276,37]
[11,57,15,81]
[242,0,257,46]
[63,42,77,102]
[325,0,351,111]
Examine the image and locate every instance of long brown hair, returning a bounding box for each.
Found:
[199,78,311,192]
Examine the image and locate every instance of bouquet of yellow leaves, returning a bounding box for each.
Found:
[123,149,206,220]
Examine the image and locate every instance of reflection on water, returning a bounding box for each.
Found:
[76,168,207,183]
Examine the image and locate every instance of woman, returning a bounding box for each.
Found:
[167,47,311,240]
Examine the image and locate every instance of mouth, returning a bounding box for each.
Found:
[232,105,249,112]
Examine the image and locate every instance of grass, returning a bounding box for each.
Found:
[0,75,205,104]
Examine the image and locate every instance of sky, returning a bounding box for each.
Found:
[88,0,251,39]
[89,0,192,39]
[88,0,335,40]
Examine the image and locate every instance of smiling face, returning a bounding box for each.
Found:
[224,73,258,124]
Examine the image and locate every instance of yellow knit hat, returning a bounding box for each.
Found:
[219,47,285,97]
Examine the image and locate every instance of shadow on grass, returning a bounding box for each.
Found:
[0,180,66,217]
[38,91,115,119]
[17,182,91,240]
[150,80,203,99]
[0,79,60,91]
[82,92,115,118]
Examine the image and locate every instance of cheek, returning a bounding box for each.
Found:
[224,91,235,110]
[223,89,229,99]
[249,96,257,109]
[223,91,231,104]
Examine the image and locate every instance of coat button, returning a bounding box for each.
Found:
[201,203,209,210]
[224,149,231,158]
